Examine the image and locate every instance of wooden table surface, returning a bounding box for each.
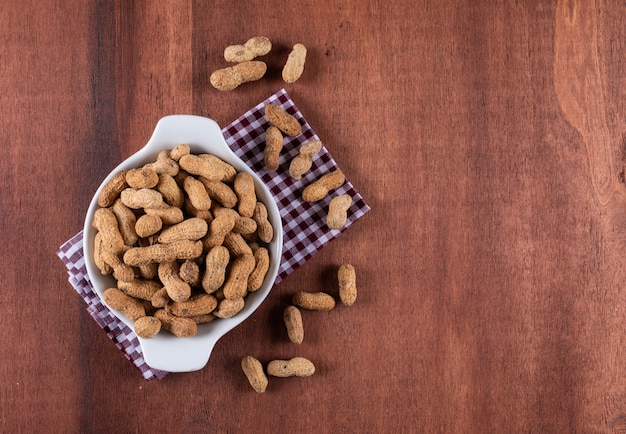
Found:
[3,0,626,432]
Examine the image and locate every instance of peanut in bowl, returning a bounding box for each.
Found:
[83,115,283,373]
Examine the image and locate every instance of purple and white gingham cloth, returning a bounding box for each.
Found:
[57,89,370,380]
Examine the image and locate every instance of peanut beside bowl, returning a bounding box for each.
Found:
[83,115,283,373]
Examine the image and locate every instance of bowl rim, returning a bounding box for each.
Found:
[82,114,283,372]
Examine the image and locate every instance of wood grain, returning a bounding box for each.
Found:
[2,0,626,432]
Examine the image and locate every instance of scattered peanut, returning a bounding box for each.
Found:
[289,139,323,180]
[224,36,271,63]
[338,264,357,306]
[265,103,302,137]
[301,170,345,202]
[263,126,283,172]
[326,194,352,230]
[241,356,268,393]
[282,43,307,84]
[292,291,336,311]
[267,357,315,377]
[210,60,267,91]
[283,305,304,344]
[118,278,162,301]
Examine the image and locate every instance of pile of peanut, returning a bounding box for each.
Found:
[92,145,274,339]
[241,264,357,393]
[210,36,307,91]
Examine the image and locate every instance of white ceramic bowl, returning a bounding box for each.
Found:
[83,115,283,372]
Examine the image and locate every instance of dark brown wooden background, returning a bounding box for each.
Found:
[3,0,626,432]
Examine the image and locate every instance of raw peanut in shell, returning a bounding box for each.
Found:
[267,357,315,377]
[326,194,352,230]
[158,261,192,302]
[92,208,125,255]
[338,263,357,306]
[203,212,236,250]
[263,126,283,172]
[190,313,216,324]
[233,172,257,218]
[158,217,208,243]
[292,291,336,311]
[169,144,190,161]
[302,170,345,202]
[247,247,270,292]
[98,170,129,207]
[282,43,307,84]
[223,232,253,257]
[184,176,212,211]
[94,232,113,275]
[123,240,203,267]
[118,278,163,301]
[289,139,323,180]
[120,188,164,209]
[112,199,138,246]
[166,293,218,317]
[210,60,267,91]
[125,167,159,189]
[179,154,236,182]
[241,356,268,393]
[103,287,146,321]
[179,259,201,287]
[223,253,256,299]
[265,103,302,137]
[156,173,185,208]
[252,202,273,243]
[184,197,214,221]
[154,309,197,337]
[198,154,237,182]
[283,305,304,344]
[143,151,179,176]
[144,205,184,225]
[200,178,238,208]
[138,262,158,280]
[99,247,135,283]
[150,287,170,308]
[202,246,230,293]
[224,36,272,62]
[134,316,161,338]
[135,214,163,238]
[213,297,245,318]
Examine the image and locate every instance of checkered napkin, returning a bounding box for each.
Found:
[57,89,370,380]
